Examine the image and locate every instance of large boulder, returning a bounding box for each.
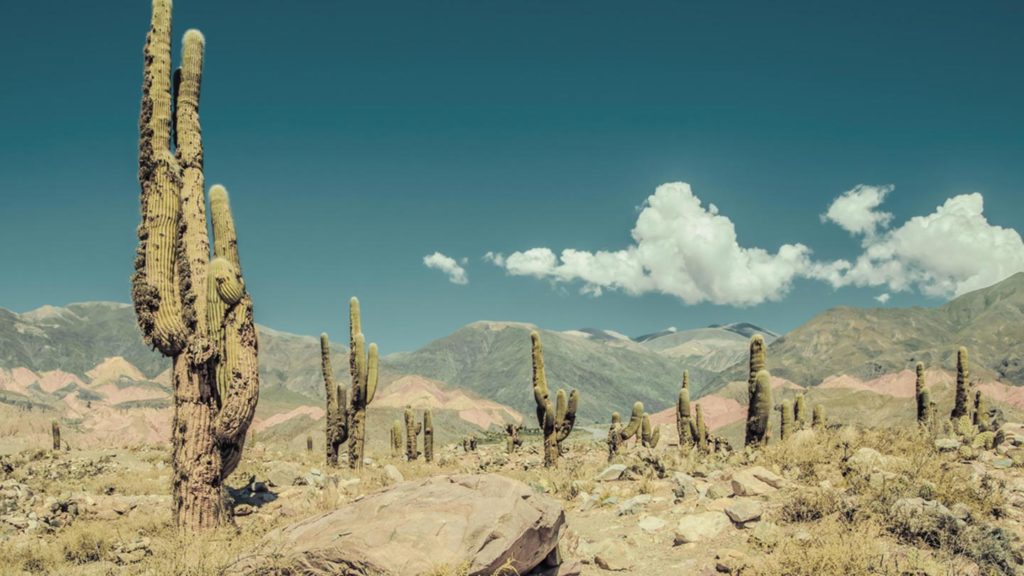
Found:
[241,474,565,575]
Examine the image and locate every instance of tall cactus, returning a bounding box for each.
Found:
[607,402,644,459]
[530,331,577,467]
[748,335,766,394]
[423,410,434,463]
[347,298,379,469]
[915,362,929,425]
[812,404,825,430]
[405,405,422,461]
[641,413,660,448]
[676,371,694,448]
[132,0,259,530]
[951,347,970,420]
[779,399,794,441]
[745,369,773,446]
[51,420,61,451]
[321,333,348,466]
[306,435,313,453]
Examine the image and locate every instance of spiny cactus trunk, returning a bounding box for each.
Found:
[321,334,348,466]
[676,372,693,448]
[51,420,60,451]
[779,399,794,441]
[607,403,643,459]
[530,331,577,467]
[812,404,825,430]
[404,406,422,461]
[423,411,434,463]
[506,424,522,454]
[641,413,660,448]
[692,403,708,452]
[346,298,378,469]
[390,421,402,458]
[915,362,929,425]
[951,347,970,420]
[745,369,773,446]
[306,435,313,453]
[794,394,807,428]
[133,0,259,531]
[974,391,989,432]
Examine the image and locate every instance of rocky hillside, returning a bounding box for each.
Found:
[716,272,1024,391]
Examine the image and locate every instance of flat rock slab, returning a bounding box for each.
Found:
[241,474,565,576]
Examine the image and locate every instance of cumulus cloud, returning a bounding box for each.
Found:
[423,252,468,285]
[821,184,894,238]
[485,182,828,306]
[875,293,891,304]
[824,190,1024,298]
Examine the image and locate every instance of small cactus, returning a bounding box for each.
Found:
[915,362,929,425]
[390,420,402,458]
[607,402,643,459]
[973,391,989,432]
[505,423,523,453]
[951,347,970,420]
[641,413,660,448]
[779,399,794,441]
[745,369,773,446]
[423,410,434,463]
[794,394,808,427]
[51,420,60,451]
[812,404,825,429]
[676,371,694,448]
[404,406,422,461]
[530,331,577,467]
[306,435,313,453]
[691,403,708,452]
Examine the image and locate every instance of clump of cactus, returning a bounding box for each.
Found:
[607,402,644,459]
[506,423,523,453]
[746,370,773,446]
[915,362,930,425]
[973,391,989,432]
[320,333,348,466]
[390,420,402,458]
[463,436,478,452]
[404,406,422,461]
[641,413,660,448]
[676,371,694,448]
[530,331,577,467]
[51,420,60,451]
[812,404,825,430]
[794,393,808,428]
[423,410,434,463]
[779,399,794,441]
[692,403,708,452]
[131,0,259,529]
[951,347,970,420]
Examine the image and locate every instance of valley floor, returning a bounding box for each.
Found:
[2,424,1024,575]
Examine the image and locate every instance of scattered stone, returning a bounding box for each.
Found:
[992,458,1014,470]
[616,494,652,516]
[672,472,698,500]
[731,466,784,496]
[596,464,627,482]
[674,511,732,544]
[715,548,749,573]
[233,504,254,517]
[593,539,634,571]
[935,438,960,452]
[384,464,404,483]
[725,499,763,524]
[637,515,666,533]
[747,521,780,550]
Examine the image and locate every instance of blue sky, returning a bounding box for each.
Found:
[1,1,1023,352]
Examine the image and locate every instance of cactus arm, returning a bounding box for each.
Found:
[746,369,773,446]
[212,296,259,459]
[555,389,567,427]
[748,335,765,391]
[531,331,550,429]
[349,297,362,362]
[621,401,643,440]
[337,383,348,441]
[351,333,367,405]
[174,30,211,344]
[366,343,379,404]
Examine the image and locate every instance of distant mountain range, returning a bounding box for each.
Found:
[4,272,1024,446]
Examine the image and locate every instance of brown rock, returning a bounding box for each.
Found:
[240,474,565,576]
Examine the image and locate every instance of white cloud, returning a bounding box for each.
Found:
[486,182,827,306]
[423,252,468,285]
[821,184,894,238]
[824,190,1024,298]
[875,293,891,303]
